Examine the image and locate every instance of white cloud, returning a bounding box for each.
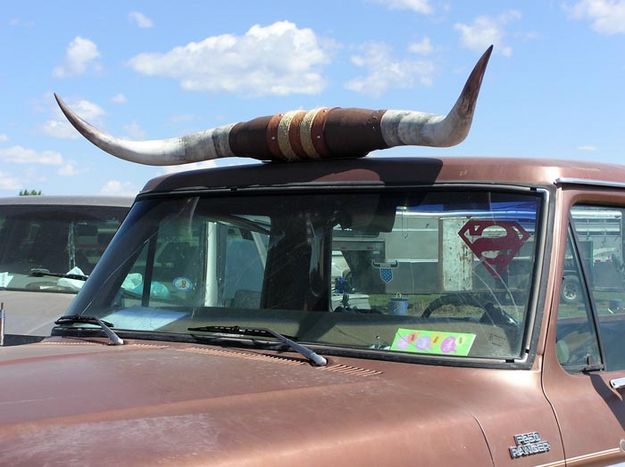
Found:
[42,120,78,139]
[129,11,154,29]
[169,114,197,124]
[454,11,521,57]
[408,37,433,55]
[128,21,330,96]
[9,18,34,28]
[566,0,625,34]
[0,133,8,142]
[346,42,435,97]
[58,163,79,176]
[53,36,101,78]
[0,145,64,165]
[370,0,433,14]
[99,180,140,197]
[43,97,105,139]
[112,93,127,104]
[577,145,598,151]
[123,121,147,139]
[0,171,20,190]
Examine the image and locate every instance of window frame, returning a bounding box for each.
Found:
[61,183,551,369]
[565,203,625,373]
[556,222,606,372]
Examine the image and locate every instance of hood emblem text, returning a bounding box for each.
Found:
[509,432,551,459]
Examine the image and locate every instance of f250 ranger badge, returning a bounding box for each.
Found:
[509,432,551,459]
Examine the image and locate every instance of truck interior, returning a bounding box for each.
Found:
[69,188,543,361]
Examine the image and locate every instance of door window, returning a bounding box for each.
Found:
[555,231,601,371]
[571,206,625,371]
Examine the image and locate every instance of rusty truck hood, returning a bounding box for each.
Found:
[0,338,496,466]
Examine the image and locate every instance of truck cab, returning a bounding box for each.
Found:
[1,158,624,465]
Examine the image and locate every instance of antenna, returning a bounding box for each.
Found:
[0,302,5,346]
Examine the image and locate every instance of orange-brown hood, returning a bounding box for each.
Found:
[0,338,493,466]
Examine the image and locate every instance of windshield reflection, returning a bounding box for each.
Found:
[64,189,543,361]
[0,204,128,293]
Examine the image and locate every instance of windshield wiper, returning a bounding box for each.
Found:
[188,325,327,367]
[31,268,89,281]
[55,315,124,346]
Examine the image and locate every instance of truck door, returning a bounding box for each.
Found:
[543,191,625,465]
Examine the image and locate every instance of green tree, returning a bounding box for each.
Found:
[18,189,43,196]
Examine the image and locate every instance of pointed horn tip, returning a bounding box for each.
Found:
[457,45,494,101]
[438,45,493,146]
[473,45,494,77]
[53,93,89,130]
[480,45,494,67]
[53,93,72,117]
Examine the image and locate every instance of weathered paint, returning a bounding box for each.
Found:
[0,338,564,466]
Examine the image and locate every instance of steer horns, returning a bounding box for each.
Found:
[55,46,493,166]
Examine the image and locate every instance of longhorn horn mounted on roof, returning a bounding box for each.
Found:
[55,46,493,166]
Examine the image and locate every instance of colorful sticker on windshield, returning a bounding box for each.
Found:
[173,277,194,291]
[372,260,398,284]
[390,328,476,356]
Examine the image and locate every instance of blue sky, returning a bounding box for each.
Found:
[1,0,624,196]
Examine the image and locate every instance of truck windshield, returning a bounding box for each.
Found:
[65,189,543,361]
[0,204,128,293]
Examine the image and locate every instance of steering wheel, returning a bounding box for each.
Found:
[421,292,518,328]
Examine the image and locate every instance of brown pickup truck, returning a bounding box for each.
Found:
[1,48,624,466]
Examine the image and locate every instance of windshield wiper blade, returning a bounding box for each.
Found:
[31,268,89,281]
[55,314,124,346]
[188,325,327,367]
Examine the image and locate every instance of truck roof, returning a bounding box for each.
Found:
[140,156,625,195]
[0,195,134,207]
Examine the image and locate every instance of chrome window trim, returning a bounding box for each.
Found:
[555,177,625,190]
[508,186,550,365]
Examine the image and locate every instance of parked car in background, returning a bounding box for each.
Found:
[0,196,132,344]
